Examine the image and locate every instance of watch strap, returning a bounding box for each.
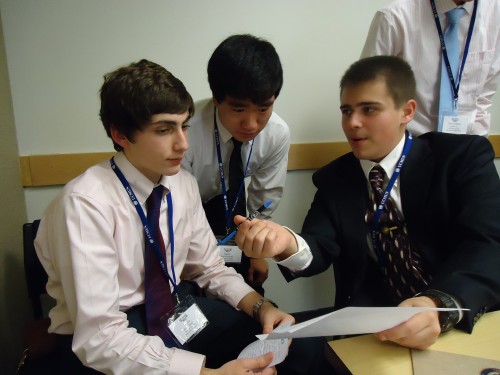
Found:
[252,298,278,321]
[418,289,460,332]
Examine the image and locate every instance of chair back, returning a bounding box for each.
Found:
[23,220,48,319]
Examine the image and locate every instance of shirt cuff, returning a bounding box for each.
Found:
[169,348,205,375]
[273,228,312,272]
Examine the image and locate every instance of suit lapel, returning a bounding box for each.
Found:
[400,137,434,230]
[338,155,371,255]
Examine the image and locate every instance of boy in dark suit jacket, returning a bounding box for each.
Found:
[234,55,500,350]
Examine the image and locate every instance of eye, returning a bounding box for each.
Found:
[182,124,190,132]
[363,106,377,115]
[232,106,245,113]
[258,106,271,113]
[156,127,172,135]
[340,108,352,116]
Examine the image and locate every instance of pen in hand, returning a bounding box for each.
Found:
[217,200,273,245]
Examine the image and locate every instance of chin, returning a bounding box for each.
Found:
[163,166,181,176]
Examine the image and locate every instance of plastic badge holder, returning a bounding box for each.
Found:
[161,294,209,346]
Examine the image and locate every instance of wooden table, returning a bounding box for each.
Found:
[327,311,500,375]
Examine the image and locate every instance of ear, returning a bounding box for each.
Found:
[401,99,416,125]
[110,127,129,149]
[212,97,220,108]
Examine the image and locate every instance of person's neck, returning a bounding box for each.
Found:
[121,151,162,184]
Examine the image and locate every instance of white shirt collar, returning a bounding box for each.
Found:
[436,0,474,15]
[113,152,171,204]
[360,133,407,183]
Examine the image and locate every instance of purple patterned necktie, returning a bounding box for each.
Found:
[365,165,431,302]
[145,185,175,345]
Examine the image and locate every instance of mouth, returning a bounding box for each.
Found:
[236,131,256,140]
[350,136,368,144]
[168,157,183,164]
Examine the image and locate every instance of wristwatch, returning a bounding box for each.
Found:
[252,298,278,321]
[418,289,460,332]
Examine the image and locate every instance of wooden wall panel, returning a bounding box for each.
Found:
[19,135,500,187]
[20,152,115,187]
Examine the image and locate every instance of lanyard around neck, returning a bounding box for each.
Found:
[371,131,413,230]
[431,0,478,104]
[369,132,413,265]
[213,108,254,231]
[110,157,178,292]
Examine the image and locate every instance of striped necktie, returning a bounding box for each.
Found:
[366,166,431,302]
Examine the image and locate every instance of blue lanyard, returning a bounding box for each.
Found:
[213,108,254,232]
[431,0,478,106]
[369,132,413,266]
[110,157,178,294]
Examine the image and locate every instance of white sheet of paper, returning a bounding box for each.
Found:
[238,321,291,368]
[257,306,467,340]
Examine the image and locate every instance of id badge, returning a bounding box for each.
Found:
[441,111,472,134]
[216,236,242,264]
[160,295,208,345]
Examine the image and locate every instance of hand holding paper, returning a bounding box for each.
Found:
[237,321,291,368]
[256,306,467,340]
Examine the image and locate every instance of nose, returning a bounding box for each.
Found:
[345,112,362,129]
[240,113,259,131]
[174,128,188,152]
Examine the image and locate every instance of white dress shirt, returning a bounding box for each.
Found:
[182,98,290,218]
[361,0,500,136]
[35,152,254,374]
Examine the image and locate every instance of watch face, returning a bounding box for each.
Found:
[481,369,500,375]
[419,290,460,332]
[438,305,459,332]
[439,312,453,331]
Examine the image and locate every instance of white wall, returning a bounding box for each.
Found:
[1,0,500,352]
[2,0,404,317]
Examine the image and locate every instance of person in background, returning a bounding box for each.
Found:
[34,59,331,375]
[234,55,500,350]
[181,34,290,295]
[361,0,499,136]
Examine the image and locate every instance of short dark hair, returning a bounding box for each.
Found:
[340,55,416,107]
[207,34,283,104]
[99,59,194,151]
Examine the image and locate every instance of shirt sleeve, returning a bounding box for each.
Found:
[274,228,313,272]
[178,172,255,308]
[35,192,206,375]
[473,39,500,134]
[247,121,290,219]
[181,145,194,174]
[360,10,402,58]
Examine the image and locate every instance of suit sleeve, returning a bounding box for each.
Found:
[430,136,500,332]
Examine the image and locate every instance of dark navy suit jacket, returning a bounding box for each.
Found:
[284,132,500,332]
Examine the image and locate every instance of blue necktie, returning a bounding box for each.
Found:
[145,185,175,346]
[438,7,465,131]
